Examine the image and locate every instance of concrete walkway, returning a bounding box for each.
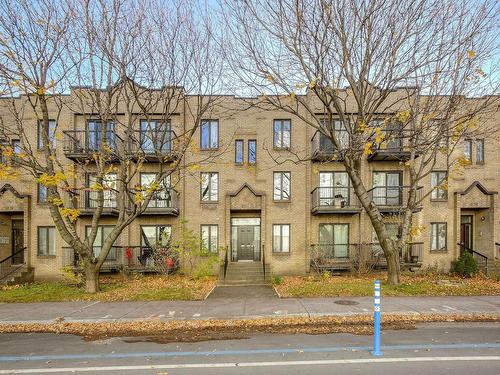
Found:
[0,292,498,324]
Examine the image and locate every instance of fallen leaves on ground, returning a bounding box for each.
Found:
[275,273,500,298]
[0,313,498,342]
[0,275,217,303]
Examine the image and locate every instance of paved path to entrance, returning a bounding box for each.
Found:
[0,295,498,324]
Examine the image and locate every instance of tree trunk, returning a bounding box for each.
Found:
[84,264,100,293]
[384,241,401,285]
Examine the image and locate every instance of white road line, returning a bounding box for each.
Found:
[1,356,499,373]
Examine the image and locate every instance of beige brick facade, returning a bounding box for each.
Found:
[0,90,498,280]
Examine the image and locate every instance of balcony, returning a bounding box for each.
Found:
[128,130,178,162]
[67,190,120,216]
[140,188,180,216]
[62,246,179,273]
[310,131,346,162]
[368,186,423,213]
[310,242,423,271]
[63,130,122,162]
[367,131,420,162]
[366,242,424,266]
[311,187,362,214]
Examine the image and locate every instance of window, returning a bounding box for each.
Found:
[372,171,402,206]
[85,226,117,259]
[248,140,256,164]
[431,171,448,200]
[141,225,171,248]
[140,173,172,208]
[463,139,472,162]
[87,121,115,151]
[12,140,21,154]
[37,120,56,149]
[140,120,171,153]
[273,119,291,148]
[430,222,447,251]
[200,120,218,149]
[37,183,48,203]
[319,119,349,149]
[476,139,484,164]
[319,224,349,258]
[273,172,291,201]
[319,171,349,206]
[201,172,218,202]
[87,174,117,208]
[37,227,55,256]
[235,140,244,164]
[201,225,218,253]
[273,224,290,253]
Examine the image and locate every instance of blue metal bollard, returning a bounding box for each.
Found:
[371,279,383,356]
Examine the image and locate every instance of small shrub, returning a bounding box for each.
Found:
[321,270,331,280]
[452,251,479,277]
[272,275,283,285]
[60,266,83,286]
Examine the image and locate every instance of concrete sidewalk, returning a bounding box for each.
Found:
[0,288,499,324]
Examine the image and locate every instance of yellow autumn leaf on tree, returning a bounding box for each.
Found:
[59,207,80,222]
[37,172,67,187]
[265,74,274,82]
[467,50,476,59]
[363,142,373,156]
[396,111,411,123]
[36,86,45,96]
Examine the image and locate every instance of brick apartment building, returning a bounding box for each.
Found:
[0,87,498,281]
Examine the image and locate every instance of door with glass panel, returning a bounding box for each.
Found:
[372,172,401,206]
[87,174,117,208]
[86,121,115,151]
[140,174,171,208]
[85,226,116,260]
[231,218,261,261]
[140,120,171,153]
[319,224,349,258]
[319,172,349,207]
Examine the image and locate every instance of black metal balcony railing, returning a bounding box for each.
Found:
[141,188,180,215]
[311,187,362,214]
[128,130,177,161]
[63,130,123,160]
[67,190,119,216]
[310,242,423,272]
[62,245,179,272]
[368,186,423,212]
[368,129,419,161]
[367,242,424,264]
[311,131,349,161]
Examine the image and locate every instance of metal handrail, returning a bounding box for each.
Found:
[458,243,488,269]
[0,247,27,282]
[223,247,229,280]
[0,247,26,266]
[262,244,266,280]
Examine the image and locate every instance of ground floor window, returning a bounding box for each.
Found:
[319,224,349,258]
[201,225,218,253]
[37,226,55,256]
[430,222,447,251]
[273,224,290,253]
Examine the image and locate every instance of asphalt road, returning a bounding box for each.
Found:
[0,322,499,374]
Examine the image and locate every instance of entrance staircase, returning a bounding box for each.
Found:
[0,265,34,285]
[219,261,271,286]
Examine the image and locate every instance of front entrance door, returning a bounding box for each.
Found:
[231,218,261,261]
[237,226,255,261]
[11,219,24,264]
[460,215,473,249]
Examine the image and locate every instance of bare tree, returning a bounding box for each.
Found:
[0,0,225,292]
[223,0,499,284]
